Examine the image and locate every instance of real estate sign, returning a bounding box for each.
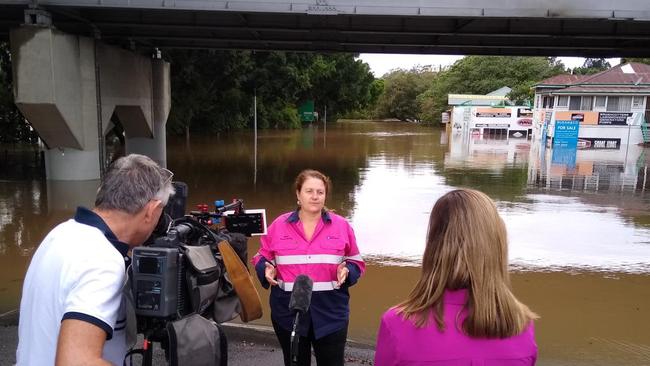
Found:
[553,120,580,148]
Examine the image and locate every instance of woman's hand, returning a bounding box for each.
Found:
[265,262,279,286]
[336,262,349,288]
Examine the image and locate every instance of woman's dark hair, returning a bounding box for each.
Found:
[294,169,332,195]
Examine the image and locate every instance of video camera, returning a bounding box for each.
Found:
[129,182,266,365]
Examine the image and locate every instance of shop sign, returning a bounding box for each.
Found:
[475,123,510,128]
[577,138,621,150]
[598,112,631,125]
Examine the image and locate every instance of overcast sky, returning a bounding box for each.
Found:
[357,54,621,78]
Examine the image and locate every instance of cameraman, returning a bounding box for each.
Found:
[16,154,175,366]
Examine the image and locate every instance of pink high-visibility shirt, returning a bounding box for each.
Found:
[252,210,365,338]
[375,289,537,366]
[253,210,365,290]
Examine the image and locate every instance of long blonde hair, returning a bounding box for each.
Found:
[397,188,538,338]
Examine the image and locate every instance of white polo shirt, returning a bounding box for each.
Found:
[17,208,129,366]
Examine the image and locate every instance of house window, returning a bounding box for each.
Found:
[620,96,632,111]
[581,96,593,111]
[607,96,633,112]
[607,96,618,111]
[543,96,555,108]
[632,96,644,109]
[557,95,569,108]
[569,96,581,110]
[594,96,607,108]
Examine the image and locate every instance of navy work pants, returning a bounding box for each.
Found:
[272,318,347,366]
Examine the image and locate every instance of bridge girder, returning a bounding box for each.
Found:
[0,1,650,57]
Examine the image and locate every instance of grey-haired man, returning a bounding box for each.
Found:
[16,154,175,366]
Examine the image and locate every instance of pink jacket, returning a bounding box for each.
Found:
[375,289,537,366]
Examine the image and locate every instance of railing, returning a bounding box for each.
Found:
[642,117,650,143]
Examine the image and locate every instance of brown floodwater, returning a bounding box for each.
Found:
[1,121,649,365]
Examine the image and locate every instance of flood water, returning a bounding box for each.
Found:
[1,120,650,365]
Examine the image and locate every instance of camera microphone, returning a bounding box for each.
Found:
[289,275,313,314]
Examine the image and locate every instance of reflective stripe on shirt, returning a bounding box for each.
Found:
[275,254,344,265]
[344,254,364,262]
[277,279,339,292]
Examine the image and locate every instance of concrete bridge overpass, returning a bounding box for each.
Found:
[1,1,650,56]
[1,0,650,180]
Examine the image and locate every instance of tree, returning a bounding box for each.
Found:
[166,49,256,136]
[419,56,565,124]
[572,58,611,75]
[165,50,377,133]
[305,54,379,121]
[373,66,437,122]
[0,42,36,143]
[621,57,650,65]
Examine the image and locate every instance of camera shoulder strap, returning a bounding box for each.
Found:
[217,240,263,322]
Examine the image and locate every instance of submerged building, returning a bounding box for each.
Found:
[532,62,650,148]
[446,87,533,139]
[529,63,650,193]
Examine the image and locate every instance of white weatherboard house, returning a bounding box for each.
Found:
[447,87,534,139]
[532,63,650,148]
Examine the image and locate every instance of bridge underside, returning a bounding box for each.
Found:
[1,4,650,57]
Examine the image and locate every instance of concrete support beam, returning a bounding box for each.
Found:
[125,60,171,168]
[99,44,154,138]
[11,27,101,180]
[10,25,171,179]
[11,27,86,150]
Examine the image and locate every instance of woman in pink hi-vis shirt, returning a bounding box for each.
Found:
[252,169,365,366]
[375,188,538,366]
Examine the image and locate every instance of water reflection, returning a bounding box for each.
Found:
[528,141,648,193]
[443,132,650,273]
[446,132,531,170]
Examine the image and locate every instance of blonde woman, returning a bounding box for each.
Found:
[375,188,538,365]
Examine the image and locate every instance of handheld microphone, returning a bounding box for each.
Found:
[289,275,313,365]
[289,275,313,314]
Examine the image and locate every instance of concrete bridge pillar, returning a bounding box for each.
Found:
[10,25,171,180]
[125,59,171,168]
[11,28,101,180]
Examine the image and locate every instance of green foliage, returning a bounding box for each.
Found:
[269,103,301,128]
[373,66,437,122]
[417,56,565,124]
[306,54,379,120]
[165,50,377,133]
[572,58,611,75]
[0,42,35,143]
[621,58,650,65]
[166,49,255,134]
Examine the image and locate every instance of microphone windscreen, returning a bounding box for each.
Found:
[289,274,313,313]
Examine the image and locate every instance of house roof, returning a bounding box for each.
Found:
[536,62,650,98]
[486,86,512,96]
[448,87,512,106]
[553,86,650,95]
[578,63,650,85]
[536,74,588,87]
